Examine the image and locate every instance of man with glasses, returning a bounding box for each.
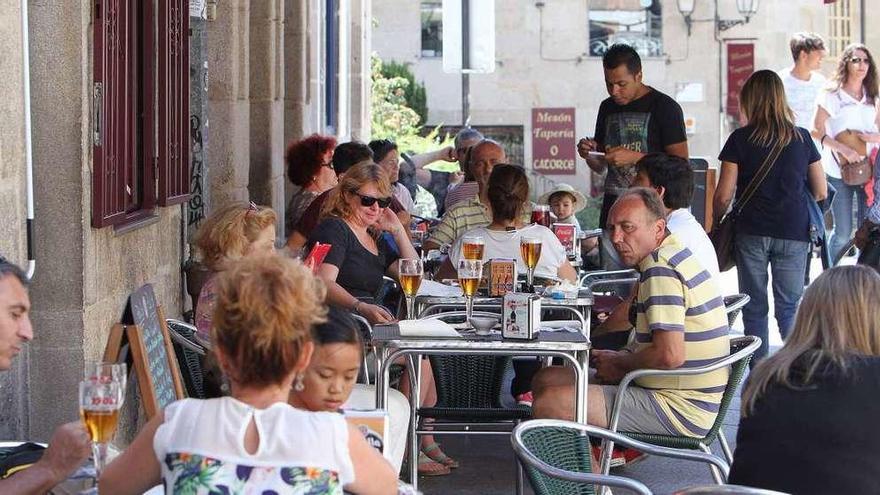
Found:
[0,259,91,493]
[443,128,485,212]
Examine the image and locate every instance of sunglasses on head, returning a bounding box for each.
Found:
[849,57,870,65]
[352,191,392,208]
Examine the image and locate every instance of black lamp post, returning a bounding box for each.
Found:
[677,0,761,35]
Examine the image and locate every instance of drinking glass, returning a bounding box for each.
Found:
[79,379,122,481]
[531,205,551,227]
[520,236,543,289]
[457,259,483,327]
[399,258,423,319]
[85,362,127,400]
[461,235,485,261]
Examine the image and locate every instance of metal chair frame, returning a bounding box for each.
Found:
[513,419,731,495]
[601,335,762,484]
[165,319,207,399]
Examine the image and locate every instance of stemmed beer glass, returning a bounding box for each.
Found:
[520,236,543,290]
[79,378,122,484]
[399,258,423,320]
[461,235,485,261]
[457,259,483,327]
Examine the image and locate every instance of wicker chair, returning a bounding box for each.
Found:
[723,294,750,329]
[600,336,762,484]
[512,420,731,495]
[165,319,207,399]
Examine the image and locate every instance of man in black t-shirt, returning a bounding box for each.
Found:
[578,44,689,227]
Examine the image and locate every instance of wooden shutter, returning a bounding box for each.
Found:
[157,0,190,206]
[92,0,136,227]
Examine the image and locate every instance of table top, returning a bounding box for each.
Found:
[415,293,594,307]
[371,323,590,351]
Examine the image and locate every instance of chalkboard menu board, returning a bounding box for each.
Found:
[121,284,185,418]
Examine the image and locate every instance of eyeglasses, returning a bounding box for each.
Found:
[352,192,392,208]
[848,57,870,65]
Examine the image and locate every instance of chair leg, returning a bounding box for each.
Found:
[698,443,724,485]
[717,431,734,464]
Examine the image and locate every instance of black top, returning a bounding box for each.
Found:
[718,126,821,242]
[594,88,687,195]
[730,356,880,494]
[309,217,399,299]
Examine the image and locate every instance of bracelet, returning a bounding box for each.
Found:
[353,301,363,314]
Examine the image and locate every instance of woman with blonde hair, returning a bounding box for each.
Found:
[713,69,827,362]
[100,255,398,494]
[813,43,880,260]
[193,201,276,340]
[729,265,880,493]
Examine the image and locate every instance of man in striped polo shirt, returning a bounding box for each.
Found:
[533,188,729,438]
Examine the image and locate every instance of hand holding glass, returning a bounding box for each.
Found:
[399,258,423,319]
[457,259,483,327]
[79,379,122,481]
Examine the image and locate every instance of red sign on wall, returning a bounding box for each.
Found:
[726,43,755,122]
[531,108,576,175]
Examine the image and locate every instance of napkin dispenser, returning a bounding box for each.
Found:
[502,293,541,340]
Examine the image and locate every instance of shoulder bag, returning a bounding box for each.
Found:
[832,129,871,186]
[710,140,785,271]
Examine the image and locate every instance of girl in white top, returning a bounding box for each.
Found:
[812,43,880,258]
[450,164,578,283]
[99,255,397,495]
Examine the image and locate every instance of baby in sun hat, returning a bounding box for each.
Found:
[537,183,588,235]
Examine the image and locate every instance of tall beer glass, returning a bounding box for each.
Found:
[461,235,485,261]
[79,379,122,482]
[520,236,543,289]
[457,259,483,326]
[85,362,127,405]
[399,258,423,319]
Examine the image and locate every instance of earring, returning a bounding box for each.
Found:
[294,373,305,392]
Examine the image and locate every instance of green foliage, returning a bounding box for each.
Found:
[371,54,453,155]
[379,60,428,125]
[576,195,603,230]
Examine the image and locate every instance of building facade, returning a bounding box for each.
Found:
[0,0,371,441]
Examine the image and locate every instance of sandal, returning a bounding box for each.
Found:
[421,441,460,469]
[417,452,451,476]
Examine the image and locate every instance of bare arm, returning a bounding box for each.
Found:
[408,147,456,187]
[813,106,861,161]
[285,230,308,251]
[316,263,394,324]
[557,261,577,283]
[0,422,92,495]
[99,414,163,495]
[712,161,738,224]
[577,138,608,174]
[615,330,685,372]
[343,424,397,495]
[807,160,828,201]
[664,141,689,160]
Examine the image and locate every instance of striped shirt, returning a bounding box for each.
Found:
[444,181,479,211]
[633,233,729,438]
[427,195,533,247]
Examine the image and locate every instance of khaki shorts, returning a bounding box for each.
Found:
[601,385,677,435]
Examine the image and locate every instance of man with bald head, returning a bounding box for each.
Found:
[0,259,91,493]
[424,139,530,251]
[531,188,729,440]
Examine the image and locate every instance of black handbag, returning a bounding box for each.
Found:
[710,140,785,271]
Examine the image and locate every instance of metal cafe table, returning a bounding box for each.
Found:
[372,323,591,490]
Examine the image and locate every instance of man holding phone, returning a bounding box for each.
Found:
[578,43,689,227]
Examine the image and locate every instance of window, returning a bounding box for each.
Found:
[92,0,190,228]
[421,1,442,57]
[827,0,853,58]
[588,0,662,58]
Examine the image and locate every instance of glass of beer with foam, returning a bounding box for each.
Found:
[457,259,483,327]
[520,236,543,289]
[79,378,122,480]
[399,258,423,319]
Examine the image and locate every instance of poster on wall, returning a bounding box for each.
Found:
[726,43,754,123]
[531,108,576,175]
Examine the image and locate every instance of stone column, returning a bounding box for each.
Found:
[207,0,250,208]
[349,0,372,141]
[248,0,286,231]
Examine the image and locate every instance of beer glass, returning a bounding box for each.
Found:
[399,258,423,319]
[85,362,127,405]
[531,205,551,228]
[520,236,543,289]
[457,259,483,326]
[461,235,485,261]
[79,379,122,480]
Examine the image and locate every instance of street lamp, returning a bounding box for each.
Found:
[677,0,761,36]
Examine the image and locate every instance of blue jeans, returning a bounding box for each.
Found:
[735,234,810,363]
[827,175,867,260]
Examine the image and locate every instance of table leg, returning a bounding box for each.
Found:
[574,349,589,424]
[375,347,390,410]
[408,354,420,489]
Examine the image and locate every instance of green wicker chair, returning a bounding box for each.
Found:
[600,335,761,484]
[512,420,731,495]
[723,294,750,329]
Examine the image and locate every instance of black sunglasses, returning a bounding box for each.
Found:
[352,191,392,208]
[848,57,870,65]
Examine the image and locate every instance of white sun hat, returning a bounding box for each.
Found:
[537,183,589,214]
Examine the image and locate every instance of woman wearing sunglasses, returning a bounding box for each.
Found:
[310,162,418,325]
[812,43,880,261]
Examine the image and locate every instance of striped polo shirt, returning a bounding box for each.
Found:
[633,233,730,438]
[427,195,533,247]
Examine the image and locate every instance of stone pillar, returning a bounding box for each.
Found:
[248,0,286,231]
[207,0,250,208]
[188,12,209,230]
[349,0,372,141]
[284,0,309,146]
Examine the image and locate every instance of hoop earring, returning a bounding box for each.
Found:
[294,373,305,392]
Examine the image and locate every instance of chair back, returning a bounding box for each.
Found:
[702,335,760,443]
[165,319,207,399]
[723,294,750,329]
[517,425,597,495]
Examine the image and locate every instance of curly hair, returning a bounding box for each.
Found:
[832,43,878,105]
[194,202,277,271]
[319,162,392,223]
[286,134,337,187]
[212,254,328,388]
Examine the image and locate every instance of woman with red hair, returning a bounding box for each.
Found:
[285,134,338,237]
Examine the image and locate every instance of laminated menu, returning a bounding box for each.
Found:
[486,258,517,296]
[552,223,577,257]
[345,409,390,460]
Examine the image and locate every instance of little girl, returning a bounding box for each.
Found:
[290,306,450,476]
[538,183,587,235]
